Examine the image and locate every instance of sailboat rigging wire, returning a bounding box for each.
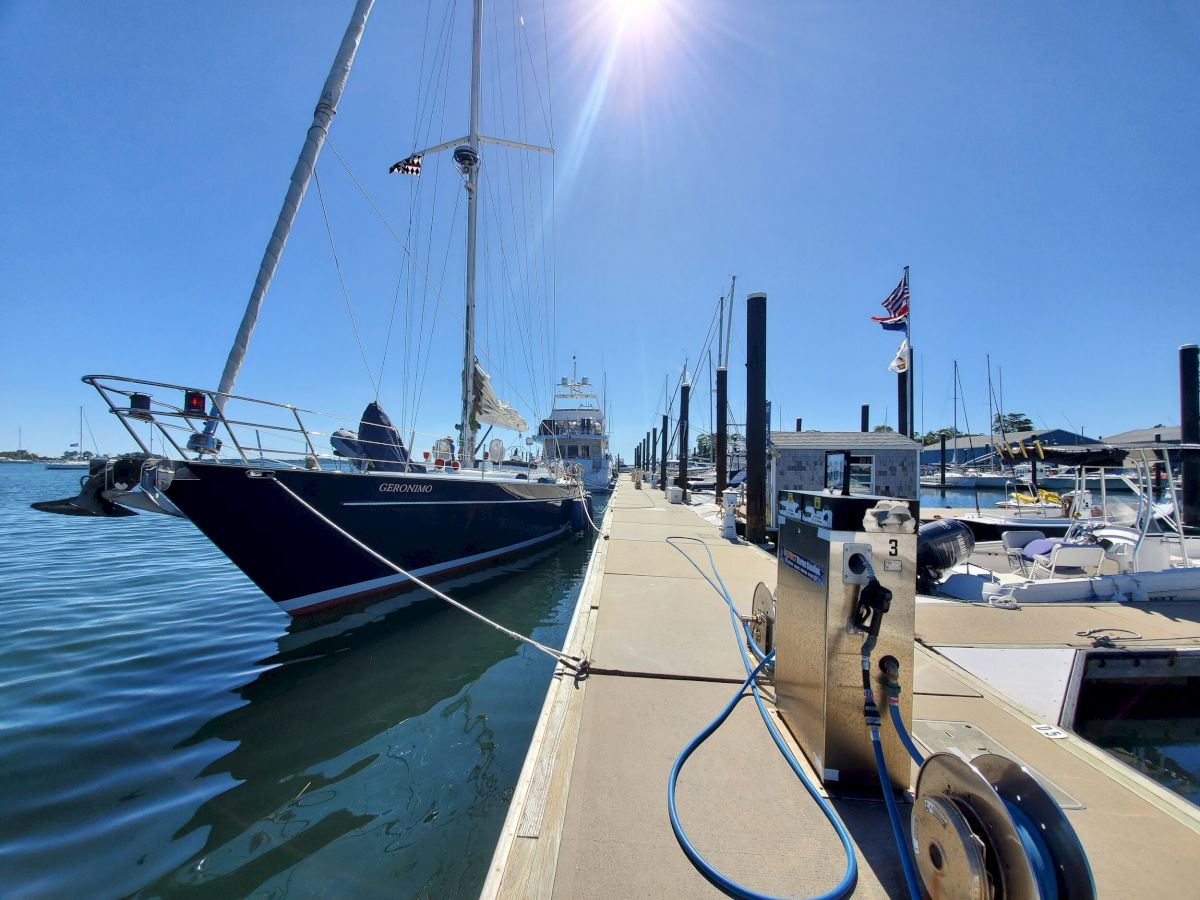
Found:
[313,169,379,397]
[410,183,461,427]
[212,0,375,413]
[323,140,543,422]
[481,166,550,414]
[272,477,586,672]
[514,0,553,137]
[955,363,975,465]
[392,3,457,422]
[406,30,458,433]
[484,9,554,414]
[517,16,554,408]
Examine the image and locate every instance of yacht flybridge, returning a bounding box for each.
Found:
[534,370,614,493]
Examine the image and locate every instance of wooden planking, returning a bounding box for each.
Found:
[517,684,571,837]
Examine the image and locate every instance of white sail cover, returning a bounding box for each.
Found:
[473,362,527,432]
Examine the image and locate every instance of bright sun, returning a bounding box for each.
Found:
[609,0,664,28]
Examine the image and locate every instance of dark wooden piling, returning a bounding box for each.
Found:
[678,383,690,502]
[660,413,668,491]
[716,367,728,495]
[746,292,767,543]
[1181,344,1199,528]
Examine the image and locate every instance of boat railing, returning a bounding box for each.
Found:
[83,374,555,479]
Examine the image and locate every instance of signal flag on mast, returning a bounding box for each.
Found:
[388,153,423,175]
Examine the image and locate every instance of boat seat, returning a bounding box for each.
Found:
[1001,530,1046,575]
[1028,544,1106,580]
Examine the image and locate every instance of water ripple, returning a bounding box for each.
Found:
[0,465,600,898]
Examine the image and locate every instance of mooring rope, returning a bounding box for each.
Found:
[573,479,608,539]
[271,477,587,673]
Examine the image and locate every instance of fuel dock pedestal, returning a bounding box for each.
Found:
[774,491,918,792]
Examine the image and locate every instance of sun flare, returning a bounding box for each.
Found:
[608,0,664,30]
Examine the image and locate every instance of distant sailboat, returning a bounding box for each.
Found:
[45,407,89,469]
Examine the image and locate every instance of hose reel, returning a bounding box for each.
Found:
[746,582,775,657]
[912,752,1095,899]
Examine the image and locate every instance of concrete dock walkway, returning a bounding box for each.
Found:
[485,475,1200,898]
[484,476,899,898]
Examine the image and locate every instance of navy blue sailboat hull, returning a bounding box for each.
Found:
[164,462,584,615]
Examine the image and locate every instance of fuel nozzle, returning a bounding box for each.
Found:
[854,578,892,638]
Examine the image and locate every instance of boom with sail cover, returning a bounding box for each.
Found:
[473,363,528,432]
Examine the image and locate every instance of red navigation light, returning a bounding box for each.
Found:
[451,460,461,470]
[183,390,207,417]
[435,457,445,469]
[423,451,431,460]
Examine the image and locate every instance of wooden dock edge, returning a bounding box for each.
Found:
[480,500,614,899]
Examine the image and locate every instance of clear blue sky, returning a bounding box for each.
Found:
[3,1,1197,458]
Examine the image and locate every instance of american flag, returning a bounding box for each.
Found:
[870,270,909,330]
[388,153,423,176]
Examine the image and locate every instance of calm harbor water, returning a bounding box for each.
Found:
[919,487,1007,509]
[0,463,603,899]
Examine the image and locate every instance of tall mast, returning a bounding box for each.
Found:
[952,360,958,467]
[986,354,994,469]
[459,0,485,463]
[212,0,375,413]
[724,274,737,369]
[717,293,724,367]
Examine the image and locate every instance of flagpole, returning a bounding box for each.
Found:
[905,265,913,438]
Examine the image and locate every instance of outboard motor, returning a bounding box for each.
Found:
[916,518,975,593]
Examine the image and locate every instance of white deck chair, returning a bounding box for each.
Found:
[1001,530,1046,576]
[1028,544,1106,580]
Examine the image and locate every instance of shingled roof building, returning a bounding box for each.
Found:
[768,431,921,528]
[1099,425,1181,446]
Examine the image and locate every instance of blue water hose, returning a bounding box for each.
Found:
[888,699,925,766]
[665,537,857,900]
[856,585,921,900]
[1005,798,1060,900]
[869,719,922,900]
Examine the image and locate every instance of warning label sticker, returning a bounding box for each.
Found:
[782,548,825,586]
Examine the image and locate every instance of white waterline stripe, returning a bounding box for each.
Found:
[343,497,565,507]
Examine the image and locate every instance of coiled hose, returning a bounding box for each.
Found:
[665,537,857,900]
